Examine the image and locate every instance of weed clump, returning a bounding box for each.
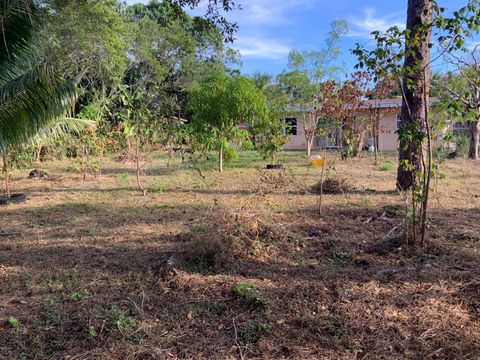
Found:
[238,322,271,346]
[378,161,394,171]
[311,177,352,195]
[233,282,254,297]
[232,282,267,310]
[184,202,294,271]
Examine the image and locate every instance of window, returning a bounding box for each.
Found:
[284,117,298,136]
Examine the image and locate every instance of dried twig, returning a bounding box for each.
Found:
[0,230,20,237]
[384,223,403,238]
[233,317,245,360]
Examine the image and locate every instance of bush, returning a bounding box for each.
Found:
[222,147,238,163]
[5,147,34,170]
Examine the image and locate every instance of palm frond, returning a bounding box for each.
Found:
[29,117,96,146]
[0,0,77,154]
[0,0,41,79]
[0,70,77,153]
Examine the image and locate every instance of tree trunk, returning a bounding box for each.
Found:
[373,113,379,165]
[468,119,480,160]
[306,135,314,157]
[135,141,146,196]
[353,130,365,157]
[374,128,379,165]
[34,146,41,163]
[2,155,10,198]
[218,146,223,173]
[82,146,87,181]
[397,0,432,191]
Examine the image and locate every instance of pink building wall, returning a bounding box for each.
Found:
[282,112,401,152]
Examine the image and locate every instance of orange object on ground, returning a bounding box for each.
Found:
[311,158,327,167]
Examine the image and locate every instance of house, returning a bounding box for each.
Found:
[282,98,442,152]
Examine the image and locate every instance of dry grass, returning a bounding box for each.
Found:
[311,177,353,194]
[1,151,479,359]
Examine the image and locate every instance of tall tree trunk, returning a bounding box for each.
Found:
[397,0,432,191]
[218,146,223,173]
[468,119,480,160]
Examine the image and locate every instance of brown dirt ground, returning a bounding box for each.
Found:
[1,151,479,359]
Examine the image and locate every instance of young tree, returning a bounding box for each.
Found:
[113,86,162,195]
[189,69,268,172]
[277,20,348,156]
[251,73,289,164]
[435,68,480,159]
[337,71,371,158]
[435,32,480,159]
[277,70,317,156]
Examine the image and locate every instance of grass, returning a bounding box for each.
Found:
[378,161,394,171]
[1,150,480,359]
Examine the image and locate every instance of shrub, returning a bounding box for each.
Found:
[222,146,238,163]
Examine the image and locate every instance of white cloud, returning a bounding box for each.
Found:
[234,36,291,60]
[228,0,315,60]
[348,8,405,38]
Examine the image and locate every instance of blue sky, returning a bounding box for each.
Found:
[126,0,469,76]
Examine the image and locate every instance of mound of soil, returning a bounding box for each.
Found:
[311,177,353,194]
[28,169,49,180]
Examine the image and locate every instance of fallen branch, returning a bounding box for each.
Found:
[233,317,244,360]
[384,223,403,238]
[0,231,20,237]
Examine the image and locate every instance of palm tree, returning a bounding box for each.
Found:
[1,0,77,198]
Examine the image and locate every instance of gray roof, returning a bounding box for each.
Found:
[286,97,439,113]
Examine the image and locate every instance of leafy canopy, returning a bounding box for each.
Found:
[189,69,268,145]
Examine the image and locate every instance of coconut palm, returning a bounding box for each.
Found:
[0,0,77,155]
[1,0,77,198]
